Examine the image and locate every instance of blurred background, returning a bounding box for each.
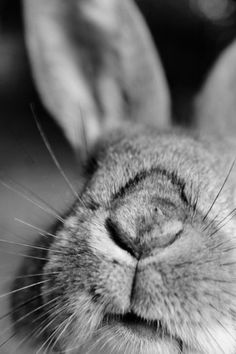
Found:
[0,0,236,124]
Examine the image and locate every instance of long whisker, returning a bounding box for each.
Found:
[210,212,236,238]
[14,217,84,252]
[203,324,225,353]
[0,249,48,261]
[38,314,69,353]
[15,218,61,240]
[0,238,66,255]
[50,313,75,353]
[14,300,61,351]
[0,332,18,351]
[31,104,79,200]
[13,218,84,255]
[202,212,219,232]
[209,239,232,252]
[0,271,60,282]
[203,159,235,221]
[191,149,201,221]
[0,223,28,243]
[0,177,64,223]
[216,319,236,344]
[0,272,58,290]
[32,301,60,328]
[192,181,200,221]
[0,279,49,300]
[0,295,60,350]
[35,306,69,354]
[0,285,60,322]
[8,294,59,331]
[204,204,236,234]
[211,208,236,235]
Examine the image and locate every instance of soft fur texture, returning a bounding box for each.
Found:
[11,127,236,353]
[8,0,236,353]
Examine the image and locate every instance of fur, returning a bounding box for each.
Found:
[7,0,236,353]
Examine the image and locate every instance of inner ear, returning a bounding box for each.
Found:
[23,0,171,151]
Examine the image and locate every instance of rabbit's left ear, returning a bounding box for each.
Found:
[195,40,236,136]
[23,0,170,151]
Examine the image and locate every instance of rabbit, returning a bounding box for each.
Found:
[2,0,236,353]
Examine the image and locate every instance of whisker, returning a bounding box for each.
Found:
[203,159,235,221]
[209,303,235,323]
[202,212,219,232]
[216,319,236,344]
[0,285,60,322]
[11,322,44,352]
[0,176,64,223]
[0,279,49,300]
[0,332,18,351]
[14,217,86,253]
[0,271,61,282]
[0,249,48,261]
[0,223,28,243]
[211,209,236,235]
[209,212,236,238]
[41,314,72,353]
[14,300,60,351]
[50,313,75,353]
[192,182,200,221]
[0,295,60,350]
[31,103,79,200]
[203,324,225,353]
[0,238,63,254]
[15,218,61,240]
[32,300,60,327]
[208,237,235,252]
[14,218,85,256]
[35,306,69,354]
[9,293,59,329]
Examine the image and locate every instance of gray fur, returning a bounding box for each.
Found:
[11,126,236,353]
[10,0,236,353]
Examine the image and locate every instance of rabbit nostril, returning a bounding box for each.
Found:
[105,218,137,258]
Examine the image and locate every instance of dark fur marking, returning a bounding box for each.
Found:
[111,167,188,205]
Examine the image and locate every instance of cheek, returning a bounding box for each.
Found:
[0,119,83,353]
[192,322,236,354]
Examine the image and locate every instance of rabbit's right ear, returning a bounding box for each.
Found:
[23,0,170,151]
[195,40,236,137]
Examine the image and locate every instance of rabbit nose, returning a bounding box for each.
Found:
[105,216,183,259]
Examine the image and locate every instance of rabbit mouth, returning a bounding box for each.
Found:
[103,312,183,349]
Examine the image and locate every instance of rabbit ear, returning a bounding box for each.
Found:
[195,40,236,136]
[23,0,170,150]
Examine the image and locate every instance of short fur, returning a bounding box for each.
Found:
[9,1,236,353]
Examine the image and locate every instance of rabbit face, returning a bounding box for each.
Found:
[9,1,236,353]
[15,128,234,354]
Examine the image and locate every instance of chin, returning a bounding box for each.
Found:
[77,317,181,354]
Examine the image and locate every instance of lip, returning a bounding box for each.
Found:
[103,312,183,350]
